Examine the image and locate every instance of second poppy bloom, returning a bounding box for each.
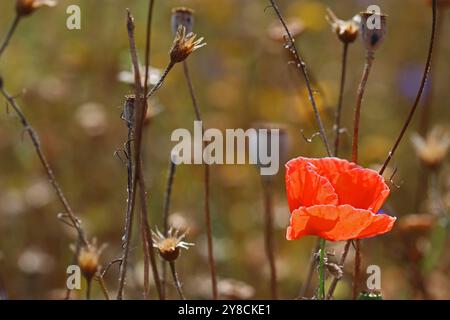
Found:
[285,157,396,241]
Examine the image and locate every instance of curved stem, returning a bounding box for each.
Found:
[269,0,332,156]
[0,15,21,60]
[334,43,349,157]
[379,0,438,175]
[170,261,186,300]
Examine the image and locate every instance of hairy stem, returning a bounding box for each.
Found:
[182,61,218,300]
[318,238,326,300]
[269,0,332,156]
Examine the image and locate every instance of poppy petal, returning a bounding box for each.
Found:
[309,158,390,212]
[287,205,396,242]
[285,158,338,212]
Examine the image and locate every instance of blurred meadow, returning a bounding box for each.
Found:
[0,0,449,299]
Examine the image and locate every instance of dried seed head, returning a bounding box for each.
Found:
[152,227,194,262]
[170,25,206,64]
[16,0,57,17]
[171,7,195,35]
[78,244,101,281]
[411,126,450,170]
[326,8,359,44]
[359,11,387,52]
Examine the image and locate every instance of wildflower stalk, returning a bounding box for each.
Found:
[318,238,326,300]
[334,43,349,157]
[116,98,135,300]
[124,9,164,300]
[0,15,21,60]
[352,51,374,164]
[379,0,438,175]
[261,179,278,299]
[182,61,218,300]
[170,261,186,300]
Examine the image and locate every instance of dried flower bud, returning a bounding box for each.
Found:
[171,7,195,35]
[170,25,206,64]
[16,0,57,17]
[326,8,359,44]
[411,126,450,170]
[152,227,194,262]
[359,11,387,52]
[78,245,101,281]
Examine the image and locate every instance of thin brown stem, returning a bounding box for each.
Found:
[352,240,361,300]
[0,87,88,246]
[299,240,320,298]
[0,15,21,60]
[334,43,349,157]
[268,0,332,156]
[379,0,438,176]
[96,276,111,300]
[125,10,164,300]
[117,110,135,300]
[182,61,218,300]
[86,279,92,300]
[262,179,278,299]
[326,240,351,299]
[170,261,186,300]
[352,51,374,164]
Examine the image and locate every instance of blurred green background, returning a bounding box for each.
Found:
[0,0,449,299]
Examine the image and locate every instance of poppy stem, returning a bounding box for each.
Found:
[182,61,218,300]
[318,238,326,300]
[334,43,349,157]
[352,51,375,164]
[326,240,351,299]
[379,0,438,175]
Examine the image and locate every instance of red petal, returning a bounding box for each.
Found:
[285,158,338,212]
[309,158,390,212]
[287,205,396,241]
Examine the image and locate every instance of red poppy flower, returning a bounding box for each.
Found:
[285,157,396,241]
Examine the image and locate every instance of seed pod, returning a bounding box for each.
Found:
[171,7,195,35]
[359,11,387,52]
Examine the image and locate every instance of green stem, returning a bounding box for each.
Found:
[318,238,326,300]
